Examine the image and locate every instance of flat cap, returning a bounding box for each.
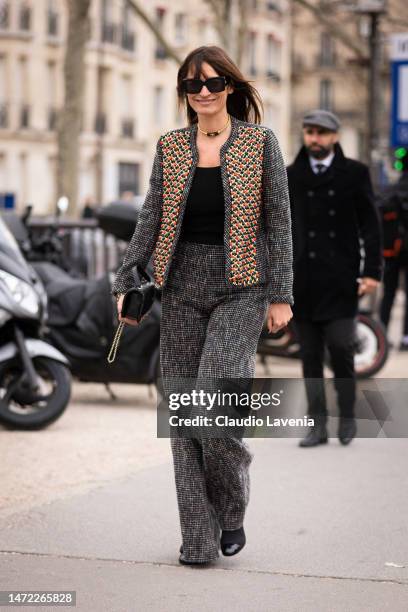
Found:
[302,109,341,132]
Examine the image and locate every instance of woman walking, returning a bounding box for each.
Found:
[111,46,293,565]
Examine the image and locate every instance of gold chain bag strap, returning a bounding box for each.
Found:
[107,265,155,363]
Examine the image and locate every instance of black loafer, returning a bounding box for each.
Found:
[221,527,246,556]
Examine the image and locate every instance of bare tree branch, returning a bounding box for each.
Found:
[292,0,367,60]
[203,0,230,50]
[236,0,250,66]
[127,0,182,64]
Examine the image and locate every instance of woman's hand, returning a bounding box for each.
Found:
[266,303,293,334]
[116,294,140,327]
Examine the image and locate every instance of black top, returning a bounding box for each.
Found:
[179,166,225,245]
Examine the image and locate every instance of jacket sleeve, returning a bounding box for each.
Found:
[355,164,383,281]
[262,128,294,305]
[111,137,163,296]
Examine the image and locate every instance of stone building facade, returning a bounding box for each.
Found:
[0,0,292,214]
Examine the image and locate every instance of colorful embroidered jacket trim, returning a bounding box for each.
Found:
[153,125,267,288]
[153,130,193,287]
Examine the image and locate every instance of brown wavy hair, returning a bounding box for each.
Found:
[176,46,263,125]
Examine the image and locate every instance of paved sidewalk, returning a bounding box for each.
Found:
[1,437,407,611]
[1,291,407,610]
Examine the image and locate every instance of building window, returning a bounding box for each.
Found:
[0,154,7,201]
[120,75,134,138]
[19,1,31,31]
[319,32,335,67]
[47,60,57,130]
[319,79,333,110]
[101,0,116,43]
[118,162,140,197]
[121,118,134,138]
[154,86,164,125]
[175,13,187,46]
[0,55,7,128]
[0,1,9,29]
[266,0,282,12]
[248,32,257,76]
[20,104,30,128]
[47,0,58,36]
[17,56,30,129]
[121,0,135,52]
[266,34,281,81]
[0,102,7,128]
[48,107,57,130]
[155,8,167,60]
[94,112,106,134]
[95,67,110,134]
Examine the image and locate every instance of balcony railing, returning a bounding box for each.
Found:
[121,118,134,138]
[47,10,58,36]
[20,104,30,128]
[94,111,107,134]
[19,5,31,31]
[0,102,8,128]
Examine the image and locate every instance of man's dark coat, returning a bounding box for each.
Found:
[287,142,383,321]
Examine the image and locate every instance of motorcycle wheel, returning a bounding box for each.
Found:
[353,315,388,379]
[0,356,71,430]
[325,315,388,379]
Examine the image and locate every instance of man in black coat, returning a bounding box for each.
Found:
[287,109,383,447]
[378,161,408,349]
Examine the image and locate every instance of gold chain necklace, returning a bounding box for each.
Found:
[197,114,231,138]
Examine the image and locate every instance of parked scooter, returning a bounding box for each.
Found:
[3,205,161,397]
[0,215,71,429]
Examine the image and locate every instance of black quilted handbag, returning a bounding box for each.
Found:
[107,265,155,363]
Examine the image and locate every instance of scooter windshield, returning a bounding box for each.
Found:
[0,216,27,266]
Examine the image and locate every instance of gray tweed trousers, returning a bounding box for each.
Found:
[159,239,269,563]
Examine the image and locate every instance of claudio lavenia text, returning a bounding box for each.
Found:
[169,415,315,428]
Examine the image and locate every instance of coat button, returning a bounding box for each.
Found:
[328,209,336,215]
[329,230,336,238]
[307,190,314,197]
[328,189,335,196]
[308,230,316,238]
[308,251,316,258]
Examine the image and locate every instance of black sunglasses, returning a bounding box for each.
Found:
[181,76,229,94]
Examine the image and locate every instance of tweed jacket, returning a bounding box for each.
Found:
[111,114,294,304]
